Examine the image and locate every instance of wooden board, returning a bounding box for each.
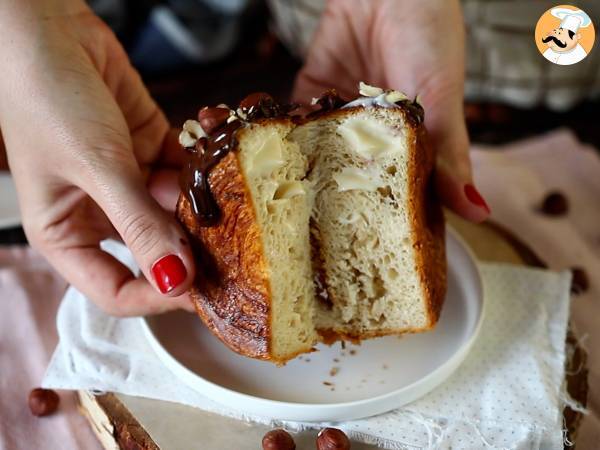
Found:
[78,214,588,449]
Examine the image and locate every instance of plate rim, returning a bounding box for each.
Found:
[140,226,485,420]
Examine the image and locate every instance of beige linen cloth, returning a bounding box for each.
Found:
[0,128,598,449]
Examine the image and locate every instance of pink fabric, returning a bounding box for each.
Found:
[0,247,101,450]
[0,128,597,449]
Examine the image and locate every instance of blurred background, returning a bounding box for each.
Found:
[85,0,600,142]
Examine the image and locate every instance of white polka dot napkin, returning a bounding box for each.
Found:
[44,241,573,449]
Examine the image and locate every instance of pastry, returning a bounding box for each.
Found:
[177,83,446,364]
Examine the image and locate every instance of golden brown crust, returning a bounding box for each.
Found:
[407,118,447,328]
[177,138,273,360]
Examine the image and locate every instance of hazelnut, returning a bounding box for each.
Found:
[28,388,60,417]
[570,267,589,294]
[262,429,296,450]
[198,107,230,134]
[239,92,273,115]
[541,191,569,216]
[317,428,351,450]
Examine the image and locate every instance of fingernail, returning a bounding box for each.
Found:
[464,184,491,214]
[151,254,187,294]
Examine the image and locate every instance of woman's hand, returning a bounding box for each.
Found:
[0,1,195,315]
[293,0,490,222]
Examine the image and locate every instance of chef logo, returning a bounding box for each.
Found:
[535,5,595,65]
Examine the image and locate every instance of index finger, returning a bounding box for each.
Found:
[48,244,195,316]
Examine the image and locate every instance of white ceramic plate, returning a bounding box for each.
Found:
[142,228,483,422]
[0,174,21,229]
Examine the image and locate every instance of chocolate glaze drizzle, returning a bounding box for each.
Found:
[239,92,296,119]
[311,89,347,114]
[401,100,424,126]
[179,121,242,225]
[179,93,294,226]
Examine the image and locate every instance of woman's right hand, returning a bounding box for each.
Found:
[0,0,196,315]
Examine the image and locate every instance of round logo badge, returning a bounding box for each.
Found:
[535,5,595,66]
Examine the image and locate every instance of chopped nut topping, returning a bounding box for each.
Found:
[385,90,408,103]
[178,130,197,148]
[359,81,384,97]
[179,119,207,148]
[183,119,206,139]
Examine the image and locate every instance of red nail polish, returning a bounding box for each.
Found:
[464,184,491,214]
[151,254,187,294]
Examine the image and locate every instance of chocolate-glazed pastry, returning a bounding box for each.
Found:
[179,93,297,226]
[176,82,445,364]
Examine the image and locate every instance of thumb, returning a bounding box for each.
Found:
[424,95,491,223]
[83,156,195,296]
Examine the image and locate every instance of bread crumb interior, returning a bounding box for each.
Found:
[238,110,428,361]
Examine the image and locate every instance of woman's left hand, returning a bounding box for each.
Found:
[293,0,490,223]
